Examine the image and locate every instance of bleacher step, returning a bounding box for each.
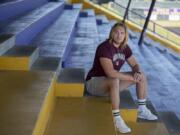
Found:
[96,15,109,24]
[0,70,54,135]
[0,0,48,22]
[120,91,137,109]
[164,52,180,70]
[95,15,113,42]
[144,44,180,81]
[0,34,15,55]
[57,68,84,83]
[1,2,64,45]
[55,68,85,97]
[0,46,38,70]
[128,39,180,118]
[120,122,169,135]
[65,9,98,71]
[81,9,95,17]
[64,3,82,9]
[31,57,61,71]
[32,5,81,60]
[44,97,116,135]
[159,111,180,135]
[120,109,169,135]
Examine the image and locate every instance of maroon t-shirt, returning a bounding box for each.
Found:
[86,40,132,81]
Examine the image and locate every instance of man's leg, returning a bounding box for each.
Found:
[98,76,135,109]
[135,73,158,120]
[95,72,157,133]
[136,72,147,99]
[100,77,134,134]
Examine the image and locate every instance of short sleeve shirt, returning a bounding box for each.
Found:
[86,40,132,81]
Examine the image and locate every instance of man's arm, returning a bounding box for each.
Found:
[99,57,135,81]
[126,56,143,82]
[126,56,140,73]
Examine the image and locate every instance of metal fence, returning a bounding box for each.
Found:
[90,0,180,46]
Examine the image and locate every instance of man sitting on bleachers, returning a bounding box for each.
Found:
[85,22,157,133]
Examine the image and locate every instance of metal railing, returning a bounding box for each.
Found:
[90,0,180,46]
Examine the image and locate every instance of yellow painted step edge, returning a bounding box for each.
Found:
[32,78,56,135]
[120,109,137,122]
[0,57,29,70]
[55,83,84,97]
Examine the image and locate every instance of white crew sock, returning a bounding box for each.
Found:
[112,109,122,121]
[138,99,147,111]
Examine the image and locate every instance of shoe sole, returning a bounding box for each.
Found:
[137,116,158,120]
[116,128,131,134]
[119,130,131,134]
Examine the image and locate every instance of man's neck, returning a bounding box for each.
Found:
[113,42,120,48]
[109,39,122,48]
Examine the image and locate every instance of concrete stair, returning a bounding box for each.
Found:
[0,1,180,135]
[163,51,180,70]
[62,6,180,134]
[128,38,180,119]
[44,97,116,135]
[96,15,112,42]
[55,68,85,97]
[0,3,81,71]
[31,57,61,71]
[64,9,99,72]
[159,112,180,135]
[0,0,47,22]
[31,4,82,68]
[0,34,15,55]
[143,43,180,81]
[0,70,54,135]
[0,46,39,70]
[0,2,64,45]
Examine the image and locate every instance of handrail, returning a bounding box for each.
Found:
[114,2,146,19]
[93,0,180,46]
[112,1,179,46]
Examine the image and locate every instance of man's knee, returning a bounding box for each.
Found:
[108,78,119,88]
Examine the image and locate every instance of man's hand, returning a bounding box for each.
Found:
[133,72,143,83]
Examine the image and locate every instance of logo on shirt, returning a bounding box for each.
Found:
[113,53,125,62]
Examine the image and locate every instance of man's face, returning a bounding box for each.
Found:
[112,26,125,45]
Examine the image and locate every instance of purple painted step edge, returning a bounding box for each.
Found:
[16,3,64,45]
[0,0,47,21]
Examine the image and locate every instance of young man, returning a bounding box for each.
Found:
[86,22,157,133]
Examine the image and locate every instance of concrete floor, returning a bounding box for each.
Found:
[0,70,54,135]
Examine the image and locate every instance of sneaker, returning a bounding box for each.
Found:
[138,107,158,120]
[115,117,131,133]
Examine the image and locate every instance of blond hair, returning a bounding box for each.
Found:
[109,22,128,48]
